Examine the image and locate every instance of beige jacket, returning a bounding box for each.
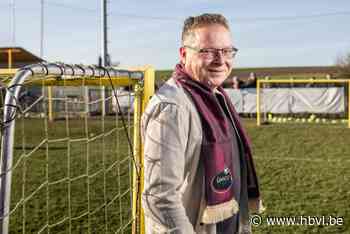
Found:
[141,78,262,234]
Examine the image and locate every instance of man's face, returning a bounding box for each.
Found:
[180,24,234,89]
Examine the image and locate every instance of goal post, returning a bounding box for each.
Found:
[256,79,350,128]
[0,63,154,234]
[131,66,155,234]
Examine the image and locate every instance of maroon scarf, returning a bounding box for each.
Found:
[173,64,260,223]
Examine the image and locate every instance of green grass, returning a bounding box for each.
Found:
[2,117,350,233]
[5,117,135,234]
[244,119,350,234]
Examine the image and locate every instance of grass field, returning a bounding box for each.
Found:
[1,117,350,233]
[4,117,135,233]
[245,119,350,234]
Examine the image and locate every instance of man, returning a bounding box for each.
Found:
[141,13,264,234]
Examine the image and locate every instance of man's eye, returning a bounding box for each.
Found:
[200,49,211,54]
[223,49,233,54]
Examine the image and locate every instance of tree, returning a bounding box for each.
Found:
[336,52,350,78]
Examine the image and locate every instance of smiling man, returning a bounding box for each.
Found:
[141,13,264,234]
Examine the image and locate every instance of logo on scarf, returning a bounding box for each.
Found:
[211,168,233,193]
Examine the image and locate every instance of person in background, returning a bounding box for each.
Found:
[141,13,264,234]
[232,76,240,89]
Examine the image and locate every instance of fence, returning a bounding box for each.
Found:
[255,79,350,128]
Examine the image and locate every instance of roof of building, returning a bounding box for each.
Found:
[0,47,44,68]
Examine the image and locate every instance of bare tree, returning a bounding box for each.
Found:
[336,52,350,78]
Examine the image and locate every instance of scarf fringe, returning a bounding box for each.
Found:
[201,199,239,224]
[248,197,266,214]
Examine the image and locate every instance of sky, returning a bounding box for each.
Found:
[0,0,350,69]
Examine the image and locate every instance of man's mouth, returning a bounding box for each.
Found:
[208,69,224,73]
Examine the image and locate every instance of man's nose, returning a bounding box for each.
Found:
[213,51,225,63]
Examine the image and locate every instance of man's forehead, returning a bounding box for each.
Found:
[193,25,233,44]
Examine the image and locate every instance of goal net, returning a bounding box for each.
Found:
[256,79,350,128]
[0,63,154,233]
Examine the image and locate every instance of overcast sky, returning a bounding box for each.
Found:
[1,0,350,69]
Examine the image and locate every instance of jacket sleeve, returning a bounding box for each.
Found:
[141,102,195,234]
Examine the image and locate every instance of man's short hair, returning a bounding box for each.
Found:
[181,13,230,45]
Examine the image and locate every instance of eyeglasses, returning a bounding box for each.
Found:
[184,45,238,60]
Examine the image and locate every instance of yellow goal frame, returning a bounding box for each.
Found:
[0,64,155,234]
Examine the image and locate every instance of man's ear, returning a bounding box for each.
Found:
[179,47,186,64]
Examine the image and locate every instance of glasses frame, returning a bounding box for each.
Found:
[184,45,238,60]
